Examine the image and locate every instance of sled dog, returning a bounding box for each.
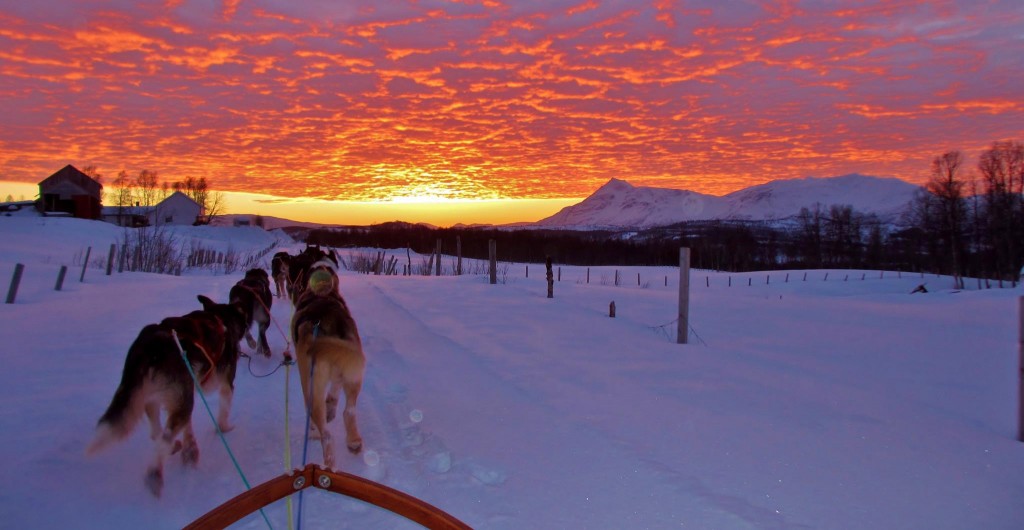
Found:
[271,251,292,298]
[230,268,273,357]
[291,260,365,469]
[85,295,247,497]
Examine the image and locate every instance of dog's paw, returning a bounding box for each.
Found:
[145,468,163,498]
[182,444,199,467]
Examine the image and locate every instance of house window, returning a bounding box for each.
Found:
[165,216,173,223]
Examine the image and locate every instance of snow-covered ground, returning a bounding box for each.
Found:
[1,216,1022,529]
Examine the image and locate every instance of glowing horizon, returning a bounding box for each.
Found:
[0,1,1021,224]
[0,179,576,226]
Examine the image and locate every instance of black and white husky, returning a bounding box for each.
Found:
[85,295,247,497]
[229,268,273,357]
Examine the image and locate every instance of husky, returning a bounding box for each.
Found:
[229,268,273,357]
[291,260,365,469]
[85,295,247,497]
[271,251,292,298]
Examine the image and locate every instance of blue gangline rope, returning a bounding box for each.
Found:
[172,331,274,530]
[296,322,319,530]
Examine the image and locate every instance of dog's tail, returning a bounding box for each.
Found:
[85,327,159,456]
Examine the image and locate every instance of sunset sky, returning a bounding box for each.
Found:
[1,1,1022,225]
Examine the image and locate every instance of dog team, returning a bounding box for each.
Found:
[85,245,366,497]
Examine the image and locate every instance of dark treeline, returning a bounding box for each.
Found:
[303,223,679,266]
[298,216,935,273]
[296,204,1018,282]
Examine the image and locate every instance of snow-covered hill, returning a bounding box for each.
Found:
[537,174,921,229]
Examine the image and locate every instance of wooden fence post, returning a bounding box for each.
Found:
[677,248,690,344]
[106,244,116,275]
[609,301,616,318]
[6,263,24,304]
[1018,296,1024,442]
[55,265,68,291]
[456,236,462,276]
[587,268,590,284]
[546,257,553,299]
[526,265,529,278]
[488,239,496,285]
[80,246,92,282]
[435,239,441,277]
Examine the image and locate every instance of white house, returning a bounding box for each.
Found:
[152,191,202,225]
[101,191,202,227]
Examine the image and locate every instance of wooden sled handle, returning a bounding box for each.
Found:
[185,463,472,529]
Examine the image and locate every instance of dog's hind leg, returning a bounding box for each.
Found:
[325,384,340,423]
[145,402,161,440]
[257,310,272,358]
[310,368,336,469]
[215,377,235,433]
[146,393,193,497]
[180,421,199,467]
[244,327,258,350]
[342,379,363,454]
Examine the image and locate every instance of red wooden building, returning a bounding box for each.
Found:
[38,164,103,219]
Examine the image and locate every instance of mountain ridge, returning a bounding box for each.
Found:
[536,174,921,229]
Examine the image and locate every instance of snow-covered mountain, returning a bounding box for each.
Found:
[536,174,922,229]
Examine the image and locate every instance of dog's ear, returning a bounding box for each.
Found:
[197,295,214,310]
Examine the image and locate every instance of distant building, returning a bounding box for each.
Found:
[38,164,103,219]
[0,200,39,217]
[154,191,203,225]
[101,204,149,227]
[101,191,203,227]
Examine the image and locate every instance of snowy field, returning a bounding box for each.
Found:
[1,216,1023,529]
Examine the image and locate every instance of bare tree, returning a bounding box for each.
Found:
[173,176,225,224]
[926,151,968,288]
[978,140,1024,283]
[796,204,823,268]
[135,169,159,207]
[81,165,105,203]
[108,170,136,226]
